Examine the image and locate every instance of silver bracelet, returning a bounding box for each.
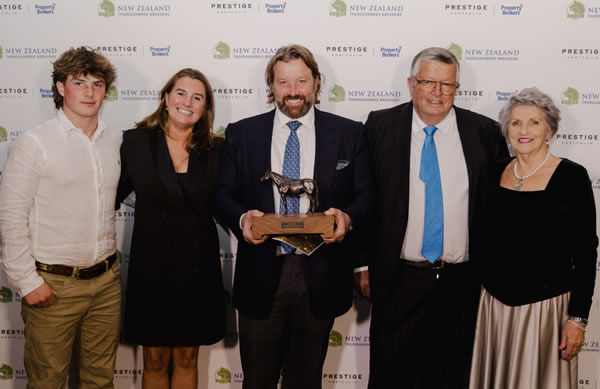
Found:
[567,319,586,331]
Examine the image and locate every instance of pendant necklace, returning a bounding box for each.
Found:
[513,150,550,190]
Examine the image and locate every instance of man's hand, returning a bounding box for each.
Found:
[242,210,268,245]
[322,208,351,243]
[354,270,371,298]
[23,282,57,308]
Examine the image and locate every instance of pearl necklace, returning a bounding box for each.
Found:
[513,150,550,190]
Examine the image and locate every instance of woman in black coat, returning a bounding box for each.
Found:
[117,68,225,389]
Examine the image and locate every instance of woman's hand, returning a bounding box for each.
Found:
[559,320,585,361]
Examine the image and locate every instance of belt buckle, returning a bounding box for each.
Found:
[71,267,80,279]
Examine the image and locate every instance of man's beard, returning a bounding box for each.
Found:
[276,94,313,119]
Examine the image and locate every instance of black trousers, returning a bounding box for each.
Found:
[368,260,481,389]
[238,255,334,389]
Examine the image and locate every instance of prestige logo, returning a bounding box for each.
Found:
[560,48,600,60]
[500,4,523,15]
[555,130,599,145]
[454,89,485,102]
[329,330,343,347]
[119,88,159,101]
[322,372,364,384]
[325,45,369,57]
[94,45,140,56]
[0,3,25,15]
[0,47,58,60]
[104,86,118,102]
[0,329,24,339]
[328,85,346,102]
[0,87,29,99]
[209,2,253,14]
[114,368,143,379]
[212,87,255,99]
[443,2,489,15]
[34,2,56,14]
[0,127,6,143]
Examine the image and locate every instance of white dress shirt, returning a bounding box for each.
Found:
[401,108,470,263]
[270,106,316,214]
[0,109,122,296]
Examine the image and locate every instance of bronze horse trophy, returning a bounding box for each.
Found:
[260,171,319,214]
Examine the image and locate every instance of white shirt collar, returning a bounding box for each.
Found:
[411,107,456,136]
[274,105,315,132]
[56,108,105,138]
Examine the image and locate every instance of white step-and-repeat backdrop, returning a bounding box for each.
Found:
[1,0,599,388]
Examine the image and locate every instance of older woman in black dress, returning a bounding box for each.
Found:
[117,68,225,388]
[469,88,597,388]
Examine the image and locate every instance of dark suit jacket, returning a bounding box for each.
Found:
[365,102,509,304]
[117,128,225,346]
[215,108,375,320]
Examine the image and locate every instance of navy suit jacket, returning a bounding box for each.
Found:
[215,108,375,319]
[365,102,509,304]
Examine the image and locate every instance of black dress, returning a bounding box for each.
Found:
[117,127,225,347]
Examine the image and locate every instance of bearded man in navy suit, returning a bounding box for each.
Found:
[215,44,375,389]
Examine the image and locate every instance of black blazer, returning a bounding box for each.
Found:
[215,108,375,320]
[365,102,509,303]
[117,127,225,346]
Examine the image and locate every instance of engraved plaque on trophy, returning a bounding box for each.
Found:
[251,171,335,242]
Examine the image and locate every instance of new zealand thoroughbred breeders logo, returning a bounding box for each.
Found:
[328,85,346,102]
[0,287,12,303]
[561,87,579,104]
[214,126,226,136]
[567,1,585,19]
[329,330,343,347]
[0,47,3,59]
[330,0,347,16]
[98,0,115,16]
[447,43,463,60]
[104,85,118,101]
[0,364,13,380]
[0,126,7,143]
[213,42,231,59]
[215,367,232,384]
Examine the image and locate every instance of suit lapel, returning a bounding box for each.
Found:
[150,129,186,207]
[254,110,276,213]
[454,106,476,229]
[313,108,338,210]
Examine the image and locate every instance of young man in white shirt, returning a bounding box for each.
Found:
[0,47,122,389]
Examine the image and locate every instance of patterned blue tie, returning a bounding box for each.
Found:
[419,125,444,263]
[280,120,301,253]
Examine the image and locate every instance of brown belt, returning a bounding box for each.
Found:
[35,253,117,280]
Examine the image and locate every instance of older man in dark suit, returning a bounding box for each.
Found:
[359,47,509,388]
[215,44,374,389]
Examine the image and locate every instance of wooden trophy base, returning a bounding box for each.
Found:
[252,212,335,240]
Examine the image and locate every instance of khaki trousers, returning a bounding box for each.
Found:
[21,260,121,389]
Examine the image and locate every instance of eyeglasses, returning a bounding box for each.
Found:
[413,78,459,95]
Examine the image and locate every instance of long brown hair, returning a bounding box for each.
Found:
[136,68,215,152]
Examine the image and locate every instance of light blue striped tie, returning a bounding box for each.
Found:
[419,125,444,263]
[280,120,301,254]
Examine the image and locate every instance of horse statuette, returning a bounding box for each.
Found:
[260,171,319,214]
